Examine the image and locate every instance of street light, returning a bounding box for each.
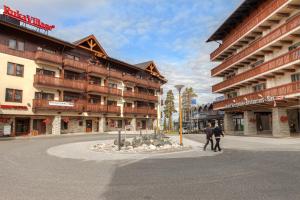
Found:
[175,84,184,146]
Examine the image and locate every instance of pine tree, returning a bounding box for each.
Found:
[163,90,176,131]
[182,87,197,123]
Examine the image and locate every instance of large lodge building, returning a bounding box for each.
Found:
[0,7,166,136]
[208,0,300,137]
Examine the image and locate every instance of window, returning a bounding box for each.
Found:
[7,62,24,77]
[35,92,54,100]
[5,89,22,102]
[227,91,237,99]
[108,100,117,106]
[63,91,82,102]
[108,82,117,88]
[36,68,55,77]
[253,83,266,92]
[8,39,24,51]
[66,54,80,61]
[251,59,264,68]
[289,42,300,51]
[291,73,300,82]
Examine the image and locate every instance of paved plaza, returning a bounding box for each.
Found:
[1,134,300,200]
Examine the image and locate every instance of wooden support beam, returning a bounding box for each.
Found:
[253,54,264,58]
[245,36,255,40]
[259,25,271,30]
[240,41,249,44]
[252,31,263,35]
[280,40,293,44]
[233,44,243,48]
[276,12,290,17]
[267,19,280,24]
[287,4,300,10]
[290,34,300,39]
[270,45,282,50]
[264,75,275,78]
[256,78,266,81]
[272,72,284,76]
[262,50,273,54]
[282,68,296,73]
[294,64,300,69]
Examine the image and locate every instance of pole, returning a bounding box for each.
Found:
[179,93,183,145]
[118,130,121,151]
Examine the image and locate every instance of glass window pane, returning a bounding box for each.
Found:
[7,62,15,75]
[15,90,22,102]
[16,64,24,76]
[17,41,24,51]
[5,89,13,101]
[8,39,17,49]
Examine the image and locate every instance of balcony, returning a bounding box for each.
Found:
[34,74,86,91]
[87,65,108,77]
[87,84,109,94]
[86,103,107,113]
[63,58,87,71]
[108,87,122,96]
[123,75,161,89]
[213,81,300,110]
[107,105,121,114]
[108,70,123,80]
[123,91,158,102]
[123,107,157,116]
[212,47,300,92]
[210,0,288,61]
[35,50,63,66]
[211,12,300,77]
[32,99,85,112]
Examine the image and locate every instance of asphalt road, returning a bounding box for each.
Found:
[1,134,300,200]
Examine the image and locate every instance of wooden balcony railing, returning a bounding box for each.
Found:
[123,107,157,115]
[123,74,161,89]
[34,74,86,91]
[210,0,288,60]
[32,99,85,112]
[107,105,121,113]
[108,70,123,80]
[87,84,109,94]
[87,65,108,77]
[35,50,63,65]
[86,103,107,113]
[213,81,300,110]
[213,47,300,92]
[63,58,87,71]
[109,88,122,96]
[123,91,158,101]
[211,11,300,76]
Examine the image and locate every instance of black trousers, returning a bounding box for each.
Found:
[214,138,222,151]
[204,138,214,150]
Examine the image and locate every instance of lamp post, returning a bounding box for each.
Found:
[175,85,184,146]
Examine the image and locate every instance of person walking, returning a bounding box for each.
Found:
[213,124,224,152]
[203,123,213,151]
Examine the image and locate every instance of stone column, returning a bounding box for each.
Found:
[272,108,290,137]
[244,111,257,135]
[131,118,136,131]
[224,112,234,134]
[51,115,61,135]
[98,117,106,133]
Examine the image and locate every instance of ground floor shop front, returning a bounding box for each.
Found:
[0,115,157,137]
[224,107,300,137]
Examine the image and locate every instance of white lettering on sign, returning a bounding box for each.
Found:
[48,101,74,107]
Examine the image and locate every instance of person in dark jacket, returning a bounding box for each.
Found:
[203,123,213,151]
[213,124,224,152]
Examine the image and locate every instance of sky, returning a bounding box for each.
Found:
[4,0,242,106]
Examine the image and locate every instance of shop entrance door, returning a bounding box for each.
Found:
[15,118,30,136]
[33,119,46,135]
[142,120,146,129]
[256,112,272,134]
[86,120,93,132]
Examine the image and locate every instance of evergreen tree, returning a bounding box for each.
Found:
[163,90,177,131]
[182,87,197,122]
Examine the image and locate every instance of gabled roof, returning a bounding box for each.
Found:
[74,34,108,57]
[135,60,166,81]
[207,0,262,42]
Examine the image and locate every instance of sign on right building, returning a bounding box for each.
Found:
[207,0,300,137]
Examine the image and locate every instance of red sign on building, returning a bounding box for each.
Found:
[2,5,55,31]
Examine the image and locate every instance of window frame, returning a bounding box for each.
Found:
[5,88,23,103]
[7,62,24,77]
